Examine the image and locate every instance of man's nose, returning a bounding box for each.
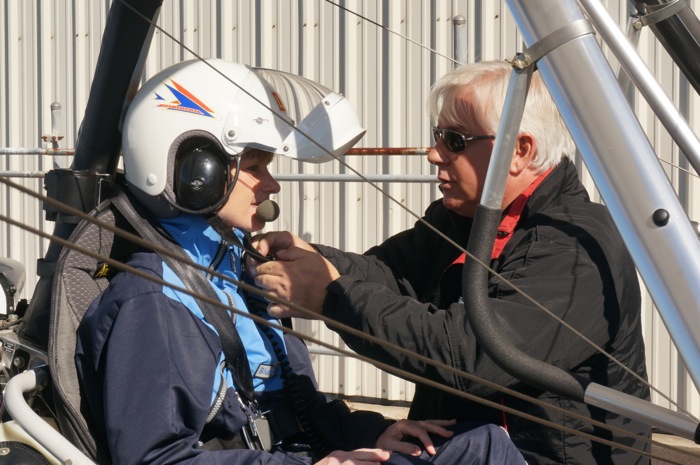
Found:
[427,145,448,165]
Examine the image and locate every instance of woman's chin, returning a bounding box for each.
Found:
[249,219,265,233]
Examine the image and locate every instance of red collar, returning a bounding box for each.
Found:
[451,168,553,265]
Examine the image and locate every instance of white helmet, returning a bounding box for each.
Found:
[121,58,365,215]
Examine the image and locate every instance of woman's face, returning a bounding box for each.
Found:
[217,149,280,232]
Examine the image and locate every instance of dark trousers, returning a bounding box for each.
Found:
[386,422,526,465]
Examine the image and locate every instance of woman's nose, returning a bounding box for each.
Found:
[265,172,281,194]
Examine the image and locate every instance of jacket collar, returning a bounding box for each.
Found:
[518,157,589,222]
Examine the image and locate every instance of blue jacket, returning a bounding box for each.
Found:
[75,214,392,465]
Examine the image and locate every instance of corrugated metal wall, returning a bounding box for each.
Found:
[1,0,699,413]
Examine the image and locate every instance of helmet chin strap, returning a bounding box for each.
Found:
[207,214,276,263]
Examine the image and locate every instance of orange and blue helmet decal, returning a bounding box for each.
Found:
[155,79,215,118]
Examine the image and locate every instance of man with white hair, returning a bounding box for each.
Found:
[250,60,652,465]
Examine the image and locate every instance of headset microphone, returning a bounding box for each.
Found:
[256,199,280,222]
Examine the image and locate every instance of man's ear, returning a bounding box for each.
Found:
[510,133,536,174]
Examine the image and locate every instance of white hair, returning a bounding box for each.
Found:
[428,60,575,172]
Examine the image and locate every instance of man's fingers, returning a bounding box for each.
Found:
[250,247,333,318]
[266,303,282,317]
[252,250,308,280]
[249,231,315,257]
[314,448,390,465]
[267,303,295,318]
[397,425,434,455]
[381,440,422,456]
[378,419,458,456]
[248,236,270,257]
[341,448,391,462]
[254,260,296,284]
[419,420,455,438]
[275,246,316,261]
[424,419,457,428]
[253,270,283,291]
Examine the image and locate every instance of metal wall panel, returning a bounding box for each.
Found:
[1,0,699,413]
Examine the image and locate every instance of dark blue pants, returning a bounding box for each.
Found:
[385,422,526,465]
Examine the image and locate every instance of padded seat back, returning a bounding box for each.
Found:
[48,193,137,463]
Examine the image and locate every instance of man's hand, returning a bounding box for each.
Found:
[247,231,316,263]
[375,419,456,456]
[315,448,390,465]
[249,245,340,319]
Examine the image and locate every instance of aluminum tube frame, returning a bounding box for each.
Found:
[507,0,700,391]
[616,16,642,98]
[481,66,533,210]
[584,383,699,440]
[578,0,700,177]
[3,368,95,465]
[630,0,700,96]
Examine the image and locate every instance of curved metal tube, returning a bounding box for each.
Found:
[2,367,95,465]
[462,204,588,401]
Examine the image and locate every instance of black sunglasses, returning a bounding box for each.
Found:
[431,126,495,153]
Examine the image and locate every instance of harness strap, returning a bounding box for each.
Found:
[246,297,330,457]
[111,191,259,408]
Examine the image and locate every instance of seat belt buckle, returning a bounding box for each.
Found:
[241,412,274,451]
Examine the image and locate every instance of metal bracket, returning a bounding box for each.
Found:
[632,0,689,30]
[510,19,595,69]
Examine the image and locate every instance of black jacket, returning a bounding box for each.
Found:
[316,159,651,465]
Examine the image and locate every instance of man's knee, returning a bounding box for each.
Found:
[436,423,524,465]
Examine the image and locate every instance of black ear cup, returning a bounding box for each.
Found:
[175,147,229,211]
